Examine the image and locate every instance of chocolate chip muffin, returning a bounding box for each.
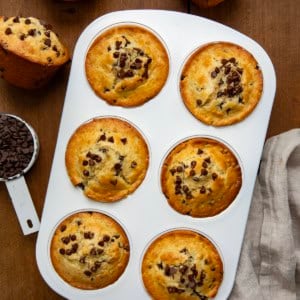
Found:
[142,229,223,300]
[161,137,242,217]
[50,211,130,290]
[85,24,169,107]
[0,16,69,89]
[180,42,263,126]
[65,117,149,202]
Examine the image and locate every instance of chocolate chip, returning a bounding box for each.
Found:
[103,235,110,242]
[176,166,183,172]
[157,262,163,269]
[197,149,203,155]
[61,236,70,244]
[212,173,218,180]
[71,243,78,252]
[189,170,196,176]
[164,265,171,276]
[120,138,127,145]
[90,247,97,255]
[202,161,208,168]
[97,248,104,255]
[224,65,231,75]
[28,29,36,36]
[107,46,111,51]
[108,136,114,143]
[60,225,67,232]
[13,17,20,23]
[44,38,51,47]
[5,28,12,35]
[115,40,122,50]
[59,248,65,255]
[98,241,104,247]
[47,57,52,63]
[83,170,89,176]
[229,57,236,64]
[82,160,88,166]
[237,67,243,74]
[130,161,137,168]
[196,99,202,106]
[84,270,92,277]
[19,34,26,41]
[204,157,211,163]
[43,24,53,31]
[211,71,217,78]
[113,51,120,58]
[25,18,31,25]
[88,159,95,166]
[70,235,76,241]
[221,59,228,65]
[79,256,86,264]
[200,186,206,194]
[84,231,94,239]
[65,249,73,256]
[201,169,208,176]
[3,17,8,22]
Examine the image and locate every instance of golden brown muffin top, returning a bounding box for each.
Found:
[161,137,242,217]
[50,211,130,290]
[180,42,263,126]
[85,24,169,107]
[0,16,69,65]
[142,229,223,300]
[65,117,149,202]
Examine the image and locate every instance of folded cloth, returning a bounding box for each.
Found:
[229,129,300,300]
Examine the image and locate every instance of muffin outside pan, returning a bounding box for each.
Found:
[180,41,263,126]
[85,23,169,107]
[50,210,130,290]
[161,136,242,217]
[65,117,149,202]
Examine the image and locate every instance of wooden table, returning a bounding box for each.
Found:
[0,0,299,299]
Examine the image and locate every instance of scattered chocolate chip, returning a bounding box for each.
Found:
[211,71,217,78]
[201,169,208,176]
[19,33,26,41]
[98,241,104,247]
[103,235,110,242]
[79,256,86,264]
[212,173,218,180]
[108,136,114,143]
[61,236,70,244]
[204,157,211,163]
[25,18,31,25]
[83,170,89,176]
[47,57,52,63]
[229,57,236,64]
[197,149,203,155]
[13,17,20,23]
[44,38,51,47]
[88,159,95,166]
[28,29,36,36]
[5,28,12,35]
[176,166,183,172]
[60,225,67,232]
[84,231,94,239]
[196,99,202,106]
[130,161,137,168]
[120,138,127,145]
[157,262,163,269]
[84,270,92,277]
[115,40,122,50]
[59,248,65,255]
[202,161,208,168]
[97,248,104,255]
[200,186,206,194]
[82,160,88,166]
[221,58,228,65]
[189,170,196,176]
[65,249,73,256]
[107,46,111,51]
[90,247,97,255]
[70,235,76,241]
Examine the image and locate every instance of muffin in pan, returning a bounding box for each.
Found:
[85,24,169,107]
[142,229,223,300]
[180,41,263,126]
[50,211,130,290]
[65,117,149,202]
[161,137,242,217]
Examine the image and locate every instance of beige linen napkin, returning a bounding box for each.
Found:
[229,129,300,300]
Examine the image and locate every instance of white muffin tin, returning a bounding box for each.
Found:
[36,10,276,300]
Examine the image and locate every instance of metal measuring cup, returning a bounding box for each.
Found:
[0,113,40,235]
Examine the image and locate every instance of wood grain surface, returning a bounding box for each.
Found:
[0,0,299,299]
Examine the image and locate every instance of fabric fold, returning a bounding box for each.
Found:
[230,129,300,300]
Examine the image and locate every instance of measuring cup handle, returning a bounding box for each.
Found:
[5,176,40,235]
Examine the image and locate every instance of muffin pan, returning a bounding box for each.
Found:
[36,10,276,299]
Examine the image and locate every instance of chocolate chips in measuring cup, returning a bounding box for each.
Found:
[0,114,34,179]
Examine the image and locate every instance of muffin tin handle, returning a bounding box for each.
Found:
[6,176,40,235]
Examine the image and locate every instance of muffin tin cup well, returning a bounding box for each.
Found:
[47,208,132,293]
[36,10,276,300]
[139,227,225,299]
[159,134,244,219]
